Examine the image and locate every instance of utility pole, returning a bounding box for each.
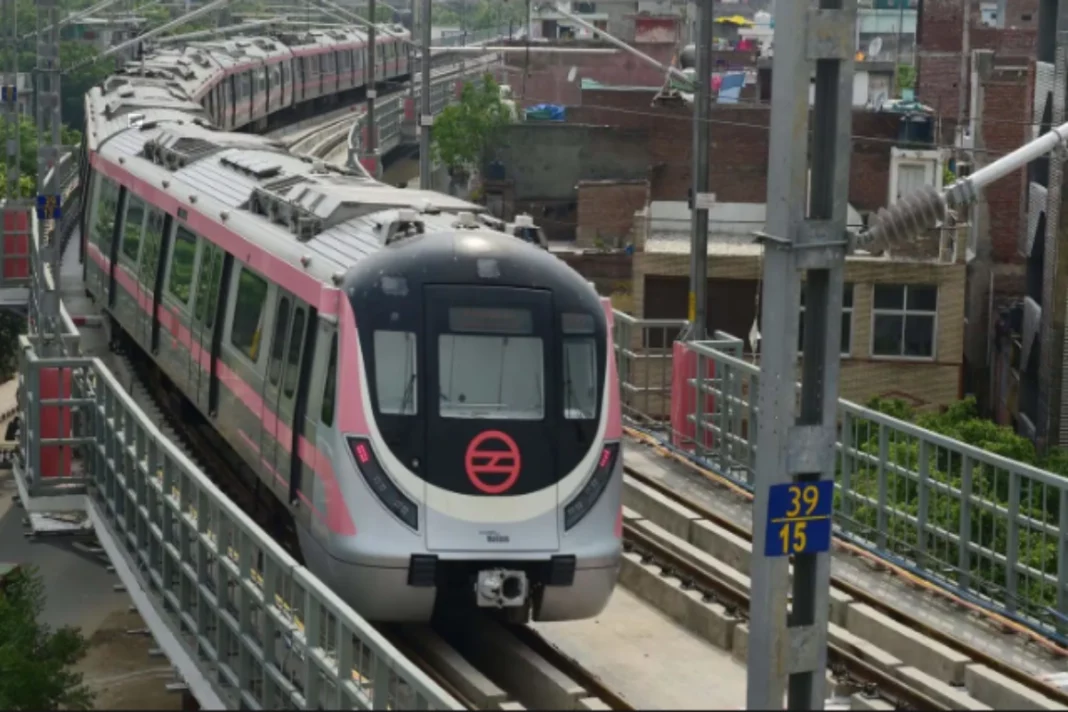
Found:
[746,0,856,709]
[36,0,61,354]
[366,0,377,175]
[685,0,712,339]
[418,0,431,188]
[3,0,19,203]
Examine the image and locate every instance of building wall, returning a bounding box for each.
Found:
[916,0,1037,134]
[625,252,967,413]
[576,179,650,247]
[567,88,903,212]
[481,123,650,240]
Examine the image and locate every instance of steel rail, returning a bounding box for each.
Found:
[621,521,947,711]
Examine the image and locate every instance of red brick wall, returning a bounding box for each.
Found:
[568,89,901,212]
[576,180,649,247]
[503,44,760,108]
[979,63,1033,264]
[916,0,1037,130]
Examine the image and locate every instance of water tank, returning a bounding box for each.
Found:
[678,44,696,70]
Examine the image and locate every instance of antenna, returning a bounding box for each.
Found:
[866,36,882,60]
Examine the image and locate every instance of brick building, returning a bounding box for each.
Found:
[916,0,1037,134]
[912,0,1037,417]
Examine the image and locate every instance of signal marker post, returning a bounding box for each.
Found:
[746,0,857,709]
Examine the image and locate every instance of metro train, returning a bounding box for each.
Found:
[78,25,623,622]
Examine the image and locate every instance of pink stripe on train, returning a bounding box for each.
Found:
[90,153,340,317]
[91,236,355,534]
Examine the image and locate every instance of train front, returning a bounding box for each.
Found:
[330,225,622,622]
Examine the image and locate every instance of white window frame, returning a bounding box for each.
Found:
[798,283,854,358]
[869,283,939,361]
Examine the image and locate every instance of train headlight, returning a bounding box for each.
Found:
[348,437,419,531]
[564,442,619,531]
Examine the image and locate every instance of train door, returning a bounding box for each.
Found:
[262,289,294,495]
[422,287,560,552]
[113,190,145,329]
[191,241,224,411]
[159,224,201,391]
[134,208,166,350]
[299,324,336,526]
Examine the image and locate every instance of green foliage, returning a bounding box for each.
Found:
[896,64,916,94]
[432,74,512,171]
[844,396,1068,615]
[0,566,93,710]
[432,0,525,30]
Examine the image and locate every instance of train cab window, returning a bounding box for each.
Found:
[268,297,290,386]
[320,333,338,426]
[439,307,544,420]
[120,194,146,263]
[91,177,120,252]
[562,313,598,420]
[167,226,198,305]
[193,243,223,326]
[283,307,306,399]
[374,330,417,415]
[231,267,269,362]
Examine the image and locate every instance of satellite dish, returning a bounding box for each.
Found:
[867,37,883,59]
[567,66,577,83]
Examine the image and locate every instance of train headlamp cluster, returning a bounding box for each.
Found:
[348,437,419,530]
[564,442,619,531]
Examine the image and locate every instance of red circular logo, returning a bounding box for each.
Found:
[464,430,522,495]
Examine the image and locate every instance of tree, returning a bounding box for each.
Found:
[432,74,512,174]
[0,565,93,710]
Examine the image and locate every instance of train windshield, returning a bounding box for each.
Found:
[439,307,544,420]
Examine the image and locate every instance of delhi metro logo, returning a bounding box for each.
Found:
[464,430,521,495]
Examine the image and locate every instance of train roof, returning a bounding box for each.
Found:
[98,121,492,286]
[86,23,412,143]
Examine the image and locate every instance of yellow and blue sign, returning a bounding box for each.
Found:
[36,194,61,220]
[1,85,15,103]
[764,480,833,557]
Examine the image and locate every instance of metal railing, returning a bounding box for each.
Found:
[15,331,464,709]
[611,311,1068,644]
[8,178,463,708]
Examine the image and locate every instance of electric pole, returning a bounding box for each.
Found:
[36,0,61,353]
[366,0,377,175]
[685,0,713,340]
[746,0,856,708]
[418,0,431,188]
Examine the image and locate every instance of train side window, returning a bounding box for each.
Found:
[91,177,119,251]
[121,194,146,263]
[268,296,290,386]
[194,243,223,326]
[283,307,306,399]
[167,226,198,306]
[231,267,269,362]
[374,331,417,415]
[138,209,166,288]
[562,313,598,419]
[320,333,338,426]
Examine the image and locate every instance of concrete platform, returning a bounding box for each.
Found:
[532,587,747,710]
